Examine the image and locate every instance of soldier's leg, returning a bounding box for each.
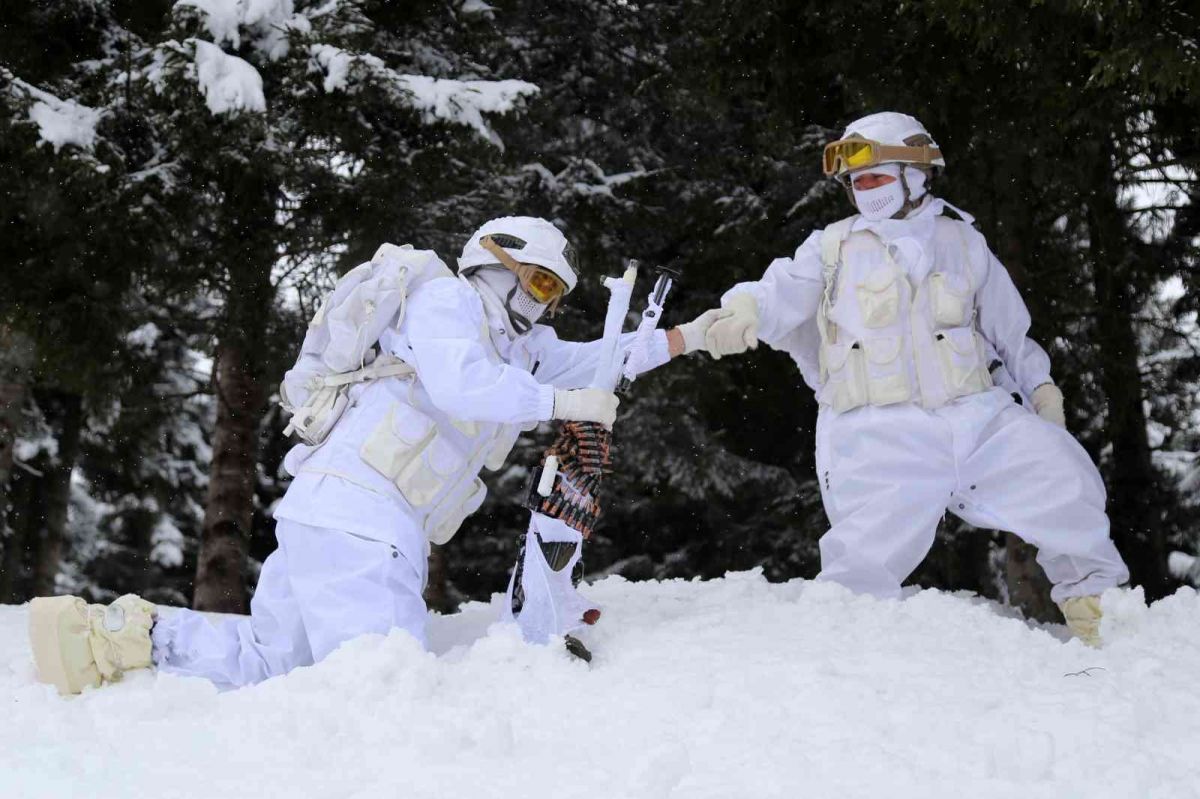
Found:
[815,406,957,598]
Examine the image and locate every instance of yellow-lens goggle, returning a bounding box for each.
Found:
[822,136,942,179]
[479,235,569,313]
[522,267,567,305]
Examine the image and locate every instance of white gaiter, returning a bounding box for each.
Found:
[506,285,548,333]
[852,163,928,221]
[467,267,547,338]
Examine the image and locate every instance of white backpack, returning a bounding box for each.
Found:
[279,243,454,445]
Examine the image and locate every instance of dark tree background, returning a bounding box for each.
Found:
[2,0,1197,621]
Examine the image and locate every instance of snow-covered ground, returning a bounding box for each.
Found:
[2,573,1199,799]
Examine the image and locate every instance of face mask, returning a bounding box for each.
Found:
[851,163,906,221]
[505,284,547,334]
[851,163,931,222]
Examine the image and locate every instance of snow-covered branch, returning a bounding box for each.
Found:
[5,73,104,153]
[192,39,266,114]
[308,44,538,147]
[175,0,311,61]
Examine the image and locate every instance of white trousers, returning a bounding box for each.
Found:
[151,520,428,689]
[814,388,1129,603]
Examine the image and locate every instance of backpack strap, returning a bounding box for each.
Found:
[370,243,455,333]
[320,353,415,388]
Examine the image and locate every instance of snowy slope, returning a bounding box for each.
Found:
[2,574,1199,799]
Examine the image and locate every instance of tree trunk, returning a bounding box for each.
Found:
[423,545,451,614]
[0,519,28,603]
[1087,165,1168,598]
[0,463,37,602]
[1005,533,1058,622]
[0,325,35,528]
[194,337,268,612]
[192,165,277,614]
[32,392,83,597]
[981,167,1059,621]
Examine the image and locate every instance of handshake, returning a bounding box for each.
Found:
[671,292,760,359]
[549,293,761,429]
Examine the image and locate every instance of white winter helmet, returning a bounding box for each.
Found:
[458,216,579,294]
[822,111,945,182]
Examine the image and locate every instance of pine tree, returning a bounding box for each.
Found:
[107,0,538,611]
[0,2,153,600]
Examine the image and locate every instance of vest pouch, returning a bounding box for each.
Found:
[822,341,870,412]
[862,336,911,405]
[482,423,521,471]
[284,382,351,447]
[855,267,900,328]
[929,272,971,327]
[360,403,435,482]
[935,327,993,398]
[393,436,465,508]
[426,476,487,545]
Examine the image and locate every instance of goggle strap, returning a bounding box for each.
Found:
[480,235,527,276]
[871,143,941,166]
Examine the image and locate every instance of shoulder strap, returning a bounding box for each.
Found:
[942,217,979,293]
[820,216,857,270]
[816,216,858,366]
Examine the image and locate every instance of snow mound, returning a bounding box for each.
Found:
[2,573,1199,798]
[1170,550,1199,585]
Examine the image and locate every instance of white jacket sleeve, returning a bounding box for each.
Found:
[524,327,670,390]
[398,279,556,424]
[971,233,1054,398]
[719,231,824,348]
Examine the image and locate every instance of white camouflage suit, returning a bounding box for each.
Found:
[721,196,1129,602]
[151,273,669,689]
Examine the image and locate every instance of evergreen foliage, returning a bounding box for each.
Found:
[2,0,1196,612]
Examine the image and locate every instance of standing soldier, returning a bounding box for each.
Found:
[689,112,1129,646]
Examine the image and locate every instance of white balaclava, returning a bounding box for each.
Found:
[467,266,548,339]
[851,163,929,222]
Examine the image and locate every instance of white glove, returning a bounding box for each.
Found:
[553,388,619,428]
[675,308,732,355]
[704,292,759,359]
[1032,383,1066,428]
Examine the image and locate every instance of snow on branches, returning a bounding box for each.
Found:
[191,41,266,114]
[176,0,311,60]
[4,73,103,153]
[166,0,539,144]
[308,44,538,147]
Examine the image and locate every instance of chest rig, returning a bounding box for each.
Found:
[815,215,993,413]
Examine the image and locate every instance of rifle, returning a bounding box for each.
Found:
[504,261,678,661]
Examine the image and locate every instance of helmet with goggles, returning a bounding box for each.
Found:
[458,216,578,314]
[822,111,944,184]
